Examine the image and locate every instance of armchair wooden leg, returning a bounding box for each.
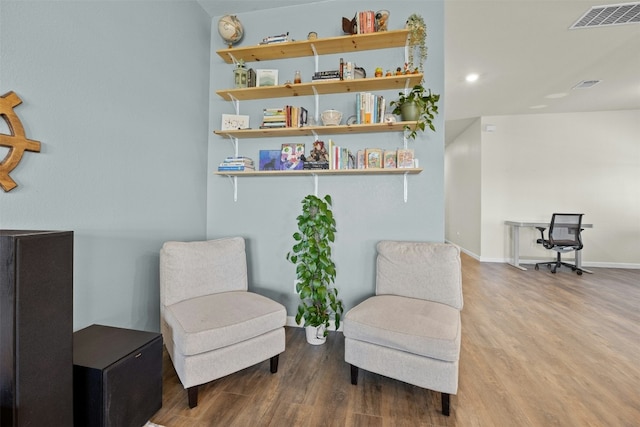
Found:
[270,354,279,373]
[187,386,198,409]
[350,364,359,385]
[441,392,450,416]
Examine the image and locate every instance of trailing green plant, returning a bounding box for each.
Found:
[286,194,343,336]
[406,13,427,74]
[390,84,440,140]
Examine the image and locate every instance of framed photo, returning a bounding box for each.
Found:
[221,114,250,131]
[256,69,279,87]
[259,150,281,171]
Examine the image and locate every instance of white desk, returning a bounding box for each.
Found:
[504,220,593,273]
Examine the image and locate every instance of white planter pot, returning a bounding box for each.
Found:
[305,325,327,345]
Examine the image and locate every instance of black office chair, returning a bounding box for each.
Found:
[534,213,585,275]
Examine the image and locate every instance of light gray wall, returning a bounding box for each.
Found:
[0,1,211,331]
[207,2,446,315]
[446,110,640,268]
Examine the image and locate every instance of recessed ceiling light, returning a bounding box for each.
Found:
[545,93,568,99]
[573,80,602,89]
[530,105,548,109]
[465,73,479,83]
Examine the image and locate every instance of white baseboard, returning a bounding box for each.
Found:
[445,241,640,269]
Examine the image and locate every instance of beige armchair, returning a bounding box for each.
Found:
[159,237,286,408]
[344,241,463,416]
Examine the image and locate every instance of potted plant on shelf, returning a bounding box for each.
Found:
[286,194,344,345]
[390,84,440,140]
[406,13,427,74]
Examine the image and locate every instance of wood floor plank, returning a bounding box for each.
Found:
[150,255,640,426]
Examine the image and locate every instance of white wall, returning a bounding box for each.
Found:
[446,110,640,267]
[445,118,482,257]
[207,1,446,314]
[0,1,212,331]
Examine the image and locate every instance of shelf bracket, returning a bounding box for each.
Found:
[403,172,409,203]
[404,77,412,94]
[228,52,238,66]
[312,86,319,123]
[226,134,239,157]
[229,94,240,115]
[311,43,319,73]
[313,174,319,196]
[311,130,319,141]
[224,175,238,202]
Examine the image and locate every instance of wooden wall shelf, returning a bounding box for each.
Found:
[216,29,410,64]
[215,168,423,177]
[216,74,422,101]
[214,121,415,139]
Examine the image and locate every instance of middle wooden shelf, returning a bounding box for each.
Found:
[216,74,423,101]
[214,121,417,139]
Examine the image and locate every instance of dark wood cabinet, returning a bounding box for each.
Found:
[73,324,162,427]
[0,230,74,426]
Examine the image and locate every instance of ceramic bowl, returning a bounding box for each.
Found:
[321,109,342,126]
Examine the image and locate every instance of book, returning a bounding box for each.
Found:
[280,143,305,170]
[365,148,383,169]
[217,165,254,171]
[383,150,397,168]
[356,150,365,169]
[397,148,415,168]
[218,156,255,171]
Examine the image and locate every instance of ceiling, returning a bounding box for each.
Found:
[197,0,640,144]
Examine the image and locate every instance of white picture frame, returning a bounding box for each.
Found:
[256,69,279,87]
[221,114,250,130]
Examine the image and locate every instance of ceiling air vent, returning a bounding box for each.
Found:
[570,2,640,28]
[573,80,602,89]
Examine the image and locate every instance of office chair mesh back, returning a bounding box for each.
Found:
[549,213,583,250]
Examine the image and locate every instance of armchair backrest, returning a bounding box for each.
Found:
[549,213,583,248]
[376,241,463,310]
[160,236,248,307]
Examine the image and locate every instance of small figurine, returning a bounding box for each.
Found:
[309,140,329,162]
[375,67,383,77]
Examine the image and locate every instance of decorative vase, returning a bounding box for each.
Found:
[305,325,327,345]
[400,102,420,122]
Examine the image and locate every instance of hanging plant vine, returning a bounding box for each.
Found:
[406,13,427,74]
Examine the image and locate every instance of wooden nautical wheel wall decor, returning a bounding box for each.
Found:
[0,91,41,192]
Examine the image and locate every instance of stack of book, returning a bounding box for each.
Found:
[261,108,287,128]
[328,139,355,170]
[217,156,255,172]
[312,70,341,81]
[356,92,386,124]
[259,33,290,45]
[261,106,308,128]
[285,105,308,127]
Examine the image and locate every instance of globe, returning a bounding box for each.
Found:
[218,15,244,46]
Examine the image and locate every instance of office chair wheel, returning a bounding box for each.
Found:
[577,270,583,276]
[534,265,539,270]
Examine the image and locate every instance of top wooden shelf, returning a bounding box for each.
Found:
[216,29,410,64]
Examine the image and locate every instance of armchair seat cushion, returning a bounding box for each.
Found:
[344,294,461,363]
[164,290,286,357]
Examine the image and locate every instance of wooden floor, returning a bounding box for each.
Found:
[150,254,640,426]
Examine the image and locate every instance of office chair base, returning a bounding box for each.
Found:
[534,261,583,275]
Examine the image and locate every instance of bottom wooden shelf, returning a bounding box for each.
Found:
[214,168,423,177]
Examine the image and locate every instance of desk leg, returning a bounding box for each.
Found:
[508,225,527,271]
[576,250,593,274]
